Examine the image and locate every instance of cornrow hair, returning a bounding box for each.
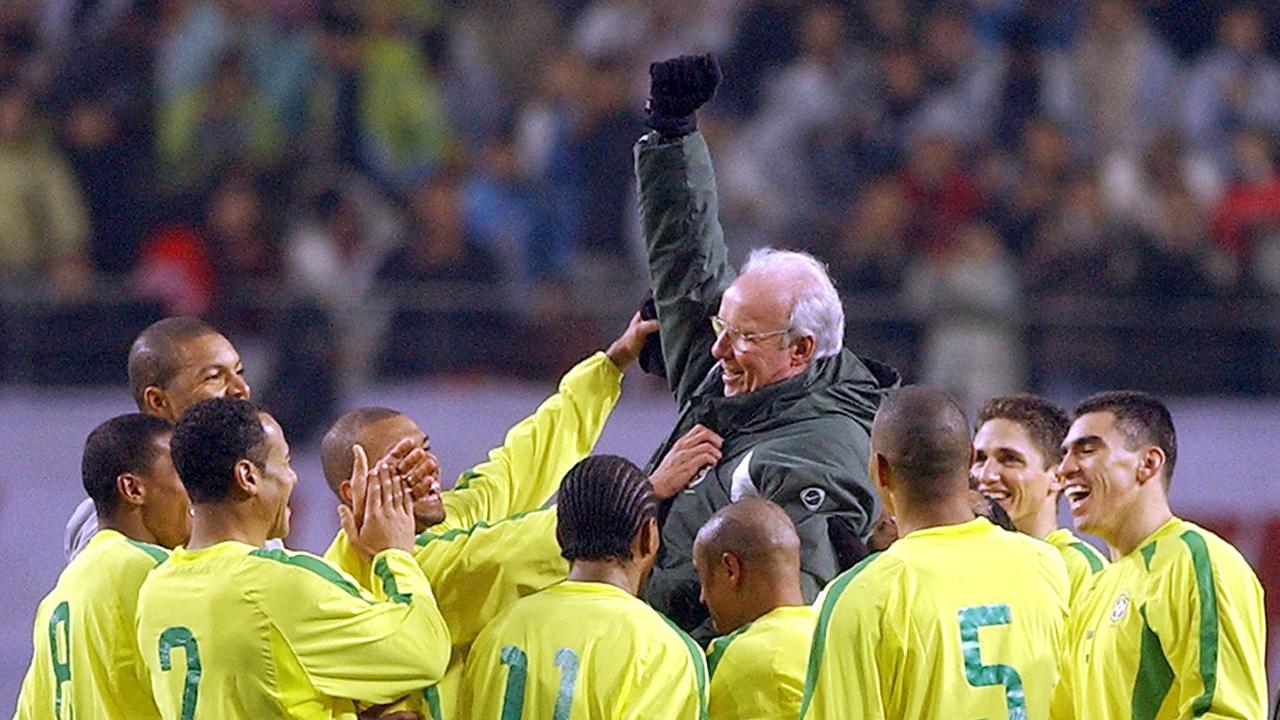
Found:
[557,455,657,563]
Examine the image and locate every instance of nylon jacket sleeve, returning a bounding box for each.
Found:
[252,548,451,705]
[634,131,737,407]
[1158,536,1268,720]
[440,352,622,529]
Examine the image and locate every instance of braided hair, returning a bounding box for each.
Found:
[557,455,657,562]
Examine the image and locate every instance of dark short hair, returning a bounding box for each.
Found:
[1074,391,1178,485]
[82,414,174,517]
[557,455,656,563]
[872,386,972,504]
[127,317,220,409]
[171,398,269,503]
[977,394,1071,469]
[320,407,403,495]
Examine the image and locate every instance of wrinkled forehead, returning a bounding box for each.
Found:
[1063,411,1120,448]
[974,418,1037,455]
[355,414,425,462]
[721,274,793,324]
[173,333,241,375]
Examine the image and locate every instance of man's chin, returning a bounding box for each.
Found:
[414,508,447,534]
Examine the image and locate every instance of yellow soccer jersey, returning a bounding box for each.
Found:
[800,517,1069,720]
[325,508,568,719]
[705,605,814,720]
[135,542,450,720]
[440,351,622,533]
[1052,516,1268,720]
[458,580,708,720]
[1045,527,1108,604]
[14,529,168,720]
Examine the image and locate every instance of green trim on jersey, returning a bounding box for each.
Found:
[126,538,170,566]
[414,510,536,547]
[373,556,411,604]
[1068,542,1105,573]
[249,548,368,602]
[1181,530,1220,716]
[659,613,709,720]
[1132,605,1175,720]
[705,621,754,679]
[797,552,882,718]
[422,686,443,720]
[1140,543,1157,570]
[453,469,483,491]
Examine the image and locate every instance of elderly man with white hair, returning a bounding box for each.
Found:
[635,54,900,640]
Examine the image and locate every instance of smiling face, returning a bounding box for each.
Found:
[150,333,250,421]
[355,414,443,531]
[972,418,1058,536]
[1057,412,1148,544]
[711,274,811,398]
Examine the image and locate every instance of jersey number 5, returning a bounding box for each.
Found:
[158,627,202,720]
[499,645,580,720]
[957,604,1027,720]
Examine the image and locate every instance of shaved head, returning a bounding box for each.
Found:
[693,498,805,634]
[320,407,403,495]
[871,386,972,504]
[695,497,800,567]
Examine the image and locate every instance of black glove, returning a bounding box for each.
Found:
[645,53,722,138]
[637,293,666,379]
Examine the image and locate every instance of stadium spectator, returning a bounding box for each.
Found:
[636,54,899,640]
[695,499,813,720]
[1047,0,1179,161]
[1209,125,1280,291]
[904,221,1024,412]
[799,385,1069,719]
[896,131,986,254]
[914,4,1006,146]
[156,51,284,193]
[458,455,708,718]
[1053,391,1268,719]
[828,175,911,293]
[972,393,1108,603]
[1183,4,1280,178]
[14,414,187,720]
[64,317,250,559]
[137,397,451,718]
[0,81,90,296]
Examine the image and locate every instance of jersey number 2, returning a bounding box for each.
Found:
[499,645,580,720]
[158,627,202,720]
[957,604,1027,720]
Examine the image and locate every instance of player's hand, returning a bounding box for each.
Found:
[605,311,661,370]
[646,53,721,137]
[375,437,440,502]
[649,424,723,499]
[358,701,420,720]
[339,445,416,557]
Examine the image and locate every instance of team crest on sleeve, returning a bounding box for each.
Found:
[800,487,826,511]
[1109,592,1130,624]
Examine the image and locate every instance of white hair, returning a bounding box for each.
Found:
[740,248,844,359]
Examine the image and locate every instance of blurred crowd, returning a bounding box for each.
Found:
[1,0,1279,406]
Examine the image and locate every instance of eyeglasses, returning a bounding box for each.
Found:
[710,315,790,350]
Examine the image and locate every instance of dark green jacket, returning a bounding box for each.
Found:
[635,130,900,639]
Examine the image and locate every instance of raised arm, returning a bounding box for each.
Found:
[635,54,737,407]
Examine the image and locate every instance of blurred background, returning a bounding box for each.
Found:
[0,0,1277,711]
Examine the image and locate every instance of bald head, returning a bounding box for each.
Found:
[871,386,973,505]
[694,498,805,633]
[695,497,801,567]
[320,407,404,495]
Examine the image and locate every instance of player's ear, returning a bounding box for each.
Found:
[233,458,259,497]
[1136,446,1166,486]
[636,516,660,559]
[116,472,146,507]
[721,551,742,588]
[142,386,170,419]
[871,453,892,491]
[338,480,354,506]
